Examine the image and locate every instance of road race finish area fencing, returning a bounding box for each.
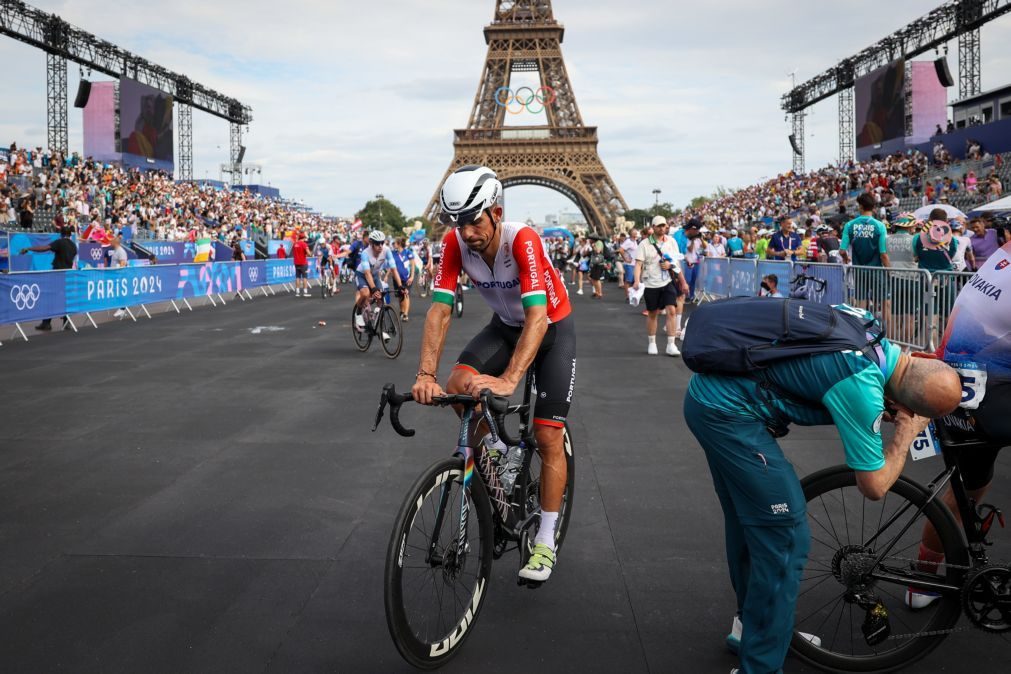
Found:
[693,257,971,352]
[0,260,317,342]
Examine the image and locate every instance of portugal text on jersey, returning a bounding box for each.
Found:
[432,222,571,327]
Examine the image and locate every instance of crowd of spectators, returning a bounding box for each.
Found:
[673,152,929,232]
[2,143,350,248]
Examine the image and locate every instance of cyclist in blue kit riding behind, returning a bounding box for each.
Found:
[681,298,962,674]
[412,165,575,584]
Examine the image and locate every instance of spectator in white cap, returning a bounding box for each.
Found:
[727,228,744,258]
[634,216,690,355]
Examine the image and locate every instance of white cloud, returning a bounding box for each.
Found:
[3,0,1011,220]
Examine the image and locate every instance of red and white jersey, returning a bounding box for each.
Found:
[433,222,571,327]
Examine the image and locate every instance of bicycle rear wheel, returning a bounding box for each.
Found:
[791,467,968,673]
[351,303,371,351]
[379,306,403,359]
[519,423,576,552]
[385,457,494,670]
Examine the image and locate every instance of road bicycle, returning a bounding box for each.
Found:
[791,416,1009,672]
[418,268,433,298]
[319,263,335,299]
[351,292,402,358]
[374,371,575,669]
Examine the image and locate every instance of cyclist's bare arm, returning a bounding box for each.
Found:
[855,411,930,500]
[466,305,548,398]
[413,302,452,404]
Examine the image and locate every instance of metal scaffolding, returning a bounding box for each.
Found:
[958,27,982,98]
[838,88,854,164]
[229,122,243,186]
[791,112,805,174]
[178,103,192,181]
[46,52,67,153]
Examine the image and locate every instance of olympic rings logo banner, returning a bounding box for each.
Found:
[10,284,41,311]
[0,273,65,322]
[494,86,556,114]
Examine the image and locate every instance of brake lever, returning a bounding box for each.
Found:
[480,389,500,444]
[372,386,390,432]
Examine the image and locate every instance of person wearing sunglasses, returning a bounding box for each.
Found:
[412,165,575,584]
[353,230,401,328]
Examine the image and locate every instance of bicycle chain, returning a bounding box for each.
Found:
[812,554,981,639]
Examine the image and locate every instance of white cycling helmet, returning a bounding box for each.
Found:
[368,230,386,244]
[439,165,502,227]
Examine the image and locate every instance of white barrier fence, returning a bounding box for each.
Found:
[691,257,973,352]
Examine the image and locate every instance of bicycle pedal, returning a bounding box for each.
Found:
[517,577,543,589]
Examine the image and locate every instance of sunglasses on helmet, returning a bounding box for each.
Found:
[439,206,486,228]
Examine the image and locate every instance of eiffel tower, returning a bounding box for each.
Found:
[424,0,627,236]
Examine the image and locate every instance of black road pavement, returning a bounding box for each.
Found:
[0,286,1008,673]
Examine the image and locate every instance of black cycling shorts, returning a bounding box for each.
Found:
[937,381,1011,490]
[455,314,576,427]
[295,264,308,279]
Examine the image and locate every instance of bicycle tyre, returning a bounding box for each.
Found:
[379,306,403,359]
[385,456,494,670]
[519,422,576,552]
[351,303,371,351]
[791,466,968,673]
[454,285,464,318]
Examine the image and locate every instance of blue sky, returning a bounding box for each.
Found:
[5,1,1011,222]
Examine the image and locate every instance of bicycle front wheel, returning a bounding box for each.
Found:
[385,457,494,670]
[351,303,371,351]
[791,467,968,673]
[379,306,403,359]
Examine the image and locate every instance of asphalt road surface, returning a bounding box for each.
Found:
[1,285,1008,673]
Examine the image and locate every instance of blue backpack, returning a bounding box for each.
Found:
[683,297,883,376]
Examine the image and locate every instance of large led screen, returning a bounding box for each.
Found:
[855,59,906,148]
[119,77,174,164]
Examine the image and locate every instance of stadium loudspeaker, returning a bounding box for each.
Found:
[237,145,247,163]
[74,80,92,108]
[934,57,954,87]
[788,134,802,156]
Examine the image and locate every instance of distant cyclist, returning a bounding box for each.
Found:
[907,236,1011,609]
[412,165,575,584]
[354,231,401,329]
[391,237,415,322]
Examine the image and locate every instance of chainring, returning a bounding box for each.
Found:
[961,565,1011,632]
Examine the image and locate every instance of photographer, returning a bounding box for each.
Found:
[633,216,690,356]
[759,274,784,298]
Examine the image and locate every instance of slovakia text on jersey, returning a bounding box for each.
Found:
[432,222,571,327]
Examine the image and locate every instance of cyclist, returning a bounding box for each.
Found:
[354,231,401,330]
[315,235,334,290]
[412,165,575,584]
[418,240,434,293]
[684,303,961,674]
[392,237,415,322]
[907,237,1011,609]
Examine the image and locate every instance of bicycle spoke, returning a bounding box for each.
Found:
[799,589,847,626]
[798,572,837,599]
[819,494,844,547]
[828,593,847,652]
[841,487,850,545]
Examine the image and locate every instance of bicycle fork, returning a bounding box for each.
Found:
[426,409,475,571]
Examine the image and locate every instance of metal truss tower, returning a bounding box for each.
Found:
[792,112,805,174]
[958,27,981,98]
[46,51,68,153]
[838,88,854,164]
[229,122,243,186]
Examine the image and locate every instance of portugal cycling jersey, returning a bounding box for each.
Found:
[433,222,571,327]
[939,244,1011,382]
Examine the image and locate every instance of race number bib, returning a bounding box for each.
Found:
[909,422,941,462]
[951,361,987,410]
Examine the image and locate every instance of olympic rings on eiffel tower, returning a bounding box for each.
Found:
[493,86,556,115]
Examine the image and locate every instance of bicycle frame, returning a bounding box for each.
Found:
[847,428,998,596]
